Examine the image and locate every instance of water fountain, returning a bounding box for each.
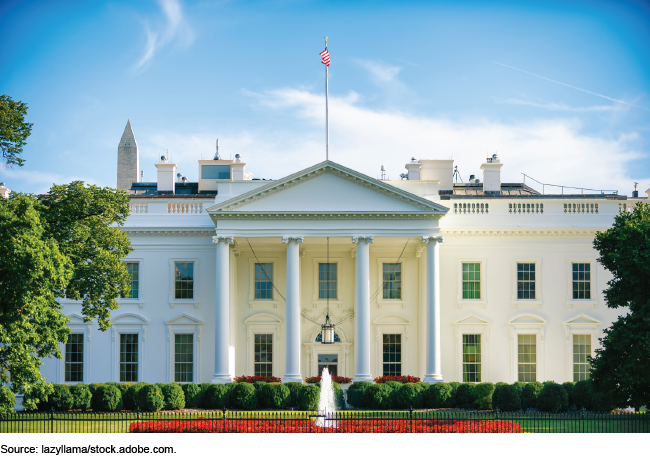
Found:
[315,367,337,428]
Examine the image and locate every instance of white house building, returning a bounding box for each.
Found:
[39,121,650,387]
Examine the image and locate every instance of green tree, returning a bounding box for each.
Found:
[0,95,32,167]
[0,183,132,408]
[591,202,650,409]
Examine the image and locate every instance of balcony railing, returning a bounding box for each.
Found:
[167,202,203,214]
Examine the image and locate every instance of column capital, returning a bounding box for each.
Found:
[282,236,304,244]
[352,236,374,244]
[212,235,234,244]
[422,236,443,245]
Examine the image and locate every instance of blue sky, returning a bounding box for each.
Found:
[1,0,649,195]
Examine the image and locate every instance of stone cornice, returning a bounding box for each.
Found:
[206,161,450,214]
[210,211,440,221]
[441,230,599,237]
[125,230,214,237]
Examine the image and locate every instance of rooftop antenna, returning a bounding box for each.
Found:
[453,165,463,183]
[380,165,386,180]
[214,139,221,160]
[140,171,143,183]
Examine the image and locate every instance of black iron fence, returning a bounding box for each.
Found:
[1,408,647,433]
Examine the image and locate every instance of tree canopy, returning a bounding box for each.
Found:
[591,202,650,409]
[0,95,32,167]
[0,183,132,408]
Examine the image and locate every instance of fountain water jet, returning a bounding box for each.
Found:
[315,367,337,428]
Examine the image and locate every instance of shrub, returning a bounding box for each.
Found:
[198,383,213,408]
[161,383,185,410]
[136,385,164,412]
[522,382,544,408]
[259,383,290,409]
[384,381,403,390]
[364,384,394,410]
[203,384,232,409]
[473,383,495,410]
[22,384,53,412]
[349,381,373,391]
[572,380,594,410]
[116,383,132,395]
[298,385,320,410]
[88,383,104,395]
[423,382,454,408]
[284,382,303,408]
[0,386,16,418]
[332,381,345,409]
[305,375,352,384]
[48,385,74,411]
[394,383,427,409]
[592,390,617,412]
[374,375,421,384]
[537,384,569,412]
[230,383,257,410]
[91,385,123,412]
[233,376,281,383]
[562,382,576,406]
[181,383,202,408]
[455,383,477,409]
[69,384,92,411]
[496,382,509,387]
[447,382,462,407]
[123,383,147,410]
[492,385,521,411]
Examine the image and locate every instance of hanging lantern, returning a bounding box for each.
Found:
[321,315,335,345]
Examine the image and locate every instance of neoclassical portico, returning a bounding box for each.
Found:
[206,161,449,384]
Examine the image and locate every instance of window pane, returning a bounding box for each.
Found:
[254,263,274,299]
[65,334,84,382]
[174,334,194,382]
[462,334,481,382]
[175,262,194,299]
[382,263,402,299]
[120,334,139,382]
[254,334,273,376]
[382,334,401,376]
[572,263,591,300]
[573,334,591,382]
[517,263,536,300]
[462,263,481,299]
[318,263,337,299]
[517,334,536,382]
[122,262,139,299]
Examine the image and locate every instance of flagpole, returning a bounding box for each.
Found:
[325,36,329,161]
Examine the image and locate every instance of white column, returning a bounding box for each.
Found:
[423,236,444,383]
[282,236,304,383]
[212,235,233,384]
[352,236,373,382]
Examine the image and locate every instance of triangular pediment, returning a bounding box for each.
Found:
[244,313,283,325]
[453,314,491,325]
[165,313,204,325]
[207,161,448,215]
[563,314,601,325]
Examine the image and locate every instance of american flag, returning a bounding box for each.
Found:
[320,47,330,66]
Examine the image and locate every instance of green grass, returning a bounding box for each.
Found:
[2,410,647,433]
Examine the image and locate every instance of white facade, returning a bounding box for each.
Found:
[39,123,648,386]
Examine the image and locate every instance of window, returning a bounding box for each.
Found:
[254,263,273,299]
[65,334,84,382]
[382,334,401,376]
[517,334,537,382]
[174,334,194,382]
[123,262,139,299]
[382,263,402,299]
[254,334,273,377]
[175,262,194,299]
[462,334,481,382]
[318,354,338,377]
[572,263,591,299]
[517,263,536,300]
[318,263,337,299]
[120,334,139,382]
[462,263,481,299]
[573,335,591,382]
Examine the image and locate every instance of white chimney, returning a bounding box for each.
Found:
[0,182,10,199]
[232,154,247,180]
[480,154,503,194]
[405,157,421,180]
[419,159,454,192]
[155,155,177,194]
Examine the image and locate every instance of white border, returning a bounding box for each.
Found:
[507,314,546,383]
[243,313,283,377]
[111,313,148,383]
[566,258,598,308]
[248,257,280,308]
[376,258,406,308]
[165,314,204,383]
[118,258,145,308]
[453,314,491,383]
[456,258,487,308]
[169,258,200,308]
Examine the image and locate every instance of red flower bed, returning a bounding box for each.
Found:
[305,376,353,384]
[233,376,282,383]
[374,375,421,384]
[130,418,522,433]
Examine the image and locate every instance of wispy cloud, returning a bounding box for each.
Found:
[494,97,619,112]
[140,87,648,195]
[493,61,650,112]
[354,59,402,84]
[135,0,194,73]
[0,168,106,195]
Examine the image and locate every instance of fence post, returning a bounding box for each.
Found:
[222,406,227,433]
[581,406,585,433]
[409,406,414,433]
[50,407,54,434]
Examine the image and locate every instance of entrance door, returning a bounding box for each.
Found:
[318,354,338,377]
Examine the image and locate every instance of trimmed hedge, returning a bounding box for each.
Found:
[492,384,521,411]
[181,383,202,408]
[0,386,16,418]
[537,384,569,412]
[161,383,185,410]
[394,383,426,409]
[522,382,544,408]
[473,383,495,410]
[562,382,576,407]
[284,382,303,408]
[198,383,213,408]
[91,385,123,412]
[298,385,320,410]
[123,383,146,410]
[455,383,477,409]
[572,380,593,410]
[230,383,258,410]
[259,383,290,409]
[70,384,92,411]
[49,384,74,411]
[137,385,164,412]
[364,384,394,409]
[203,384,232,409]
[88,383,104,395]
[423,382,454,408]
